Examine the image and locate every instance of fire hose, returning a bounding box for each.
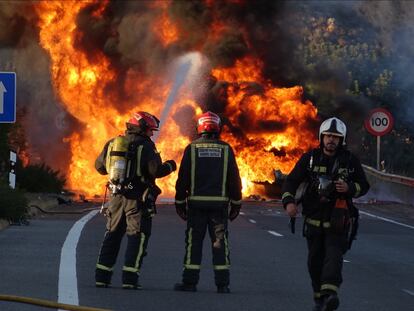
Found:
[29,204,98,215]
[2,205,110,310]
[0,294,111,311]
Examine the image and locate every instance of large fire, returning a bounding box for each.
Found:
[35,1,318,198]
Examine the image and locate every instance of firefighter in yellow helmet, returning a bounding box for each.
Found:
[174,111,242,293]
[282,117,370,311]
[94,111,176,289]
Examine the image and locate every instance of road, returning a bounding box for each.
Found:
[0,201,413,311]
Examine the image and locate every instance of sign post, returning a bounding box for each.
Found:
[0,72,16,123]
[364,108,394,170]
[9,150,17,189]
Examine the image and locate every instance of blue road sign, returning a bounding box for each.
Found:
[0,72,16,123]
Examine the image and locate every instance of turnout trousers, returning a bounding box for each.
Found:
[95,195,152,287]
[304,220,348,299]
[181,208,230,286]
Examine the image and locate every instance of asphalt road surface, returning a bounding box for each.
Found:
[0,201,413,311]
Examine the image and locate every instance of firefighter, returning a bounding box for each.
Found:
[174,111,242,294]
[282,117,370,311]
[95,111,176,289]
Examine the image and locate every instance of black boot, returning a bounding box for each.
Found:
[122,282,143,290]
[174,283,197,292]
[217,285,231,294]
[312,298,323,311]
[321,294,339,311]
[95,281,110,288]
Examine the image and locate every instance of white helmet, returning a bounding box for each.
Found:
[319,117,347,145]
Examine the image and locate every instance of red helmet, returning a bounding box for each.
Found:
[197,111,221,134]
[127,111,160,131]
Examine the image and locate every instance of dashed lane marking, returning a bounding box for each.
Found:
[360,211,414,230]
[402,289,414,297]
[268,230,283,237]
[58,210,98,309]
[248,219,257,224]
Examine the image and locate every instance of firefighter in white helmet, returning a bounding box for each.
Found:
[282,117,369,311]
[174,111,242,293]
[94,111,176,289]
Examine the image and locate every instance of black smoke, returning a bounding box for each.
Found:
[1,0,414,175]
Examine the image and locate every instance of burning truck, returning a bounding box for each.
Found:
[7,1,320,198]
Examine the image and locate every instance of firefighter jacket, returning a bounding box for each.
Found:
[281,147,369,220]
[95,131,174,200]
[175,135,242,210]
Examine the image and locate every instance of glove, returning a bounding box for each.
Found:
[165,160,177,172]
[175,202,187,221]
[229,203,241,221]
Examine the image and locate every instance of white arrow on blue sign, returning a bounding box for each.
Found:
[0,72,16,123]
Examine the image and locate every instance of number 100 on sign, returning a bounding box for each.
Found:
[364,108,394,136]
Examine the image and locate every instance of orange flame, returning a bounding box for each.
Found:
[35,1,318,198]
[213,57,318,194]
[153,11,179,46]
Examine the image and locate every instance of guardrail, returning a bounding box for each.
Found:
[361,165,414,205]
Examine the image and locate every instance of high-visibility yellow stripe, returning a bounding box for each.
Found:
[105,141,114,172]
[122,266,138,273]
[175,199,186,204]
[321,284,338,292]
[185,228,193,265]
[323,222,331,228]
[314,292,321,298]
[354,182,361,197]
[188,196,229,201]
[96,264,113,272]
[221,145,229,196]
[282,192,294,200]
[213,265,230,270]
[230,199,241,205]
[184,264,200,270]
[313,166,327,173]
[306,218,321,226]
[224,234,230,266]
[96,282,108,286]
[136,145,143,176]
[133,232,146,272]
[190,144,196,196]
[306,218,330,228]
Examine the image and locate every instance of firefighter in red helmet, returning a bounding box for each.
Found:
[95,111,176,289]
[174,111,242,293]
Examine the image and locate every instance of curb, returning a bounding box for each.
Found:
[0,193,60,232]
[0,219,8,231]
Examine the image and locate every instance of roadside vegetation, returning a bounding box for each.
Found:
[0,124,66,221]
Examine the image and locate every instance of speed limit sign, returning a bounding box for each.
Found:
[364,108,394,136]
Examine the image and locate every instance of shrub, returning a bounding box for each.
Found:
[17,164,66,193]
[0,181,28,221]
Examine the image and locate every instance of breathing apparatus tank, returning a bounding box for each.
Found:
[106,136,131,194]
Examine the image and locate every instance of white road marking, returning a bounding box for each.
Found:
[239,211,245,215]
[360,210,414,230]
[402,289,414,296]
[58,210,98,309]
[268,230,283,237]
[248,219,257,224]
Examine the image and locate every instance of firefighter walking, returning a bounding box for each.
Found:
[282,117,369,311]
[174,111,242,293]
[94,111,176,289]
